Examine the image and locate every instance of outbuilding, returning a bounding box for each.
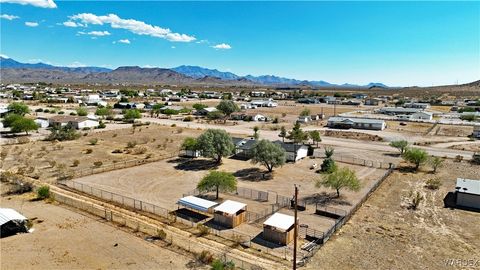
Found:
[0,208,28,238]
[263,213,296,245]
[327,117,386,131]
[177,196,218,214]
[274,141,309,162]
[455,178,480,210]
[213,200,247,228]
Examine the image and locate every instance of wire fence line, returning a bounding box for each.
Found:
[313,151,396,169]
[52,191,264,270]
[70,150,179,179]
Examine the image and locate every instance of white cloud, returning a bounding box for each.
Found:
[212,43,232,50]
[118,39,130,44]
[196,39,208,44]
[69,13,196,42]
[78,30,111,36]
[171,46,176,49]
[63,21,83,28]
[67,61,86,67]
[0,0,57,8]
[0,14,20,20]
[25,21,39,27]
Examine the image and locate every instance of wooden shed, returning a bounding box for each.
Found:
[213,200,247,228]
[263,213,296,245]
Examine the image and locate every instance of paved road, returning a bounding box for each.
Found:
[141,117,474,160]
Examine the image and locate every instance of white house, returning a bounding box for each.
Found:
[455,178,480,210]
[411,111,433,120]
[34,117,49,128]
[274,141,308,162]
[49,115,99,129]
[327,117,386,130]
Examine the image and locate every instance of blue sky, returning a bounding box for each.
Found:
[1,1,479,86]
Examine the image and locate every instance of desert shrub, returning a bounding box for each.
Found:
[272,117,279,124]
[409,191,423,210]
[93,161,103,167]
[35,108,44,112]
[85,148,93,154]
[454,155,463,162]
[43,109,50,113]
[58,111,65,114]
[96,121,106,129]
[171,124,176,127]
[196,224,209,237]
[112,133,117,138]
[133,146,147,155]
[127,141,137,148]
[89,138,99,145]
[48,160,57,168]
[72,160,80,167]
[425,178,442,190]
[211,259,235,270]
[282,112,287,118]
[196,250,214,264]
[17,137,30,144]
[36,185,50,200]
[145,154,153,159]
[70,112,77,116]
[176,127,183,134]
[47,125,80,141]
[112,149,123,154]
[183,116,194,122]
[156,229,167,240]
[8,180,33,195]
[82,127,91,131]
[41,146,47,151]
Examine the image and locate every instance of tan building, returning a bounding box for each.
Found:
[263,213,296,245]
[213,200,247,228]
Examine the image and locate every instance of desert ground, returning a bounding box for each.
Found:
[0,193,198,270]
[307,159,480,270]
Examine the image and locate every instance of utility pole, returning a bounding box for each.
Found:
[293,185,298,270]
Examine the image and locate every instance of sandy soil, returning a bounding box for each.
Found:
[0,194,196,270]
[386,121,434,135]
[1,124,202,181]
[435,125,474,137]
[307,160,480,270]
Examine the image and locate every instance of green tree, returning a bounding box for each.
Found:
[162,109,180,116]
[253,126,260,140]
[316,167,360,197]
[403,148,429,171]
[300,108,311,116]
[193,103,208,111]
[250,140,286,172]
[197,171,237,199]
[9,117,38,135]
[7,102,30,116]
[2,114,23,128]
[216,100,239,121]
[429,156,444,174]
[151,104,164,117]
[123,109,141,122]
[197,129,235,164]
[390,140,409,155]
[460,114,477,122]
[286,122,308,143]
[181,137,199,151]
[309,130,322,147]
[320,147,337,173]
[278,126,287,142]
[47,125,80,141]
[95,106,113,118]
[207,111,224,120]
[76,107,88,116]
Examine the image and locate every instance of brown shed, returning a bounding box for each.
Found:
[263,213,296,245]
[213,200,247,228]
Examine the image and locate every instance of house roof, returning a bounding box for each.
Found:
[0,208,27,226]
[327,116,385,125]
[214,200,246,215]
[273,141,307,152]
[379,107,422,113]
[177,196,218,212]
[49,115,89,123]
[456,178,480,195]
[263,213,295,231]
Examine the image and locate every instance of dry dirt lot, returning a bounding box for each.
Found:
[307,160,480,270]
[386,121,434,135]
[435,125,474,137]
[72,156,387,227]
[1,124,202,182]
[0,194,197,270]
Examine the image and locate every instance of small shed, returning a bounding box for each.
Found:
[0,208,28,238]
[455,178,480,210]
[213,200,247,228]
[177,196,218,213]
[263,213,296,245]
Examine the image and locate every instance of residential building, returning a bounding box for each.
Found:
[378,107,422,115]
[327,117,386,130]
[48,115,99,129]
[273,141,309,162]
[454,178,480,210]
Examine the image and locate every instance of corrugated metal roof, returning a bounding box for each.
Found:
[263,213,295,231]
[177,196,217,212]
[0,208,27,226]
[456,178,480,195]
[327,116,385,125]
[214,200,246,215]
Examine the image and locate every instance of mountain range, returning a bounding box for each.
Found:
[0,57,388,88]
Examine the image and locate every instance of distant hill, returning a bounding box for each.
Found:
[1,57,390,87]
[0,56,111,73]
